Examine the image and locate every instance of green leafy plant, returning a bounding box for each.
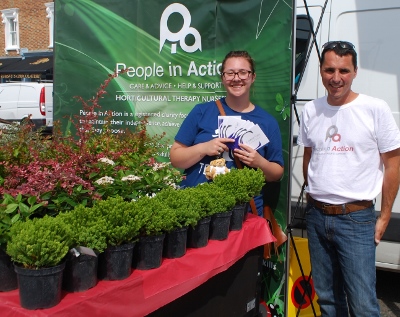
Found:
[153,187,202,229]
[0,193,45,251]
[6,215,72,269]
[134,196,176,236]
[193,183,236,218]
[57,204,108,253]
[212,167,265,204]
[86,196,144,246]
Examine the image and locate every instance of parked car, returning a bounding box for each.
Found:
[0,82,53,133]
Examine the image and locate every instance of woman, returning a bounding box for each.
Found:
[170,51,284,215]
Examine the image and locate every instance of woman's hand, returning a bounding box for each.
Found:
[204,138,234,156]
[170,138,234,170]
[234,143,259,167]
[235,143,284,181]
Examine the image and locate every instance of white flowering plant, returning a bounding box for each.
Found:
[91,155,182,201]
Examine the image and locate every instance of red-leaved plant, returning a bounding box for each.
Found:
[0,71,183,221]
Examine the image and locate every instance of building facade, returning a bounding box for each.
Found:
[0,1,54,82]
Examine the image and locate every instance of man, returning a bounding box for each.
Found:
[297,41,400,316]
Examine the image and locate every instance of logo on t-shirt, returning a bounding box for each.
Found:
[325,125,341,142]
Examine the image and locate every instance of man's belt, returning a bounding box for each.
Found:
[307,195,373,215]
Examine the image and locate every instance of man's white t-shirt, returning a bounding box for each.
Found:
[297,94,400,204]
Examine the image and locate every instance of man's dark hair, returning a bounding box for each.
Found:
[321,41,358,69]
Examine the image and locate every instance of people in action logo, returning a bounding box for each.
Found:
[159,3,202,54]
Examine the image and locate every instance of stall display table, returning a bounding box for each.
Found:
[0,214,273,317]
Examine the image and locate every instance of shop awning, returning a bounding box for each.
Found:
[0,57,22,69]
[0,55,53,79]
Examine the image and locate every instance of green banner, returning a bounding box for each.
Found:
[54,0,293,315]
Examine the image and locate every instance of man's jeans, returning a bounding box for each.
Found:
[305,204,380,317]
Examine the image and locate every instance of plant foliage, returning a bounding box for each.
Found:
[6,215,71,269]
[212,167,265,204]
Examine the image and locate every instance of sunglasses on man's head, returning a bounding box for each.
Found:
[322,41,356,51]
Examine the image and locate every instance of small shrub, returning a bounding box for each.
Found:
[6,215,71,269]
[212,167,265,204]
[193,183,236,217]
[153,187,201,229]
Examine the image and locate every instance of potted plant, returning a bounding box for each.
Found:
[212,167,265,228]
[194,183,236,241]
[6,215,71,309]
[132,195,176,269]
[86,196,143,280]
[0,193,44,291]
[162,186,212,249]
[154,188,202,258]
[212,167,265,205]
[57,205,108,292]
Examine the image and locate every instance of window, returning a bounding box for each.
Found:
[295,15,313,90]
[45,2,54,48]
[1,8,20,53]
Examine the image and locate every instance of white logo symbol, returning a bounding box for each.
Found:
[160,3,202,54]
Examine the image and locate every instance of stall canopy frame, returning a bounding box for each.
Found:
[286,1,329,316]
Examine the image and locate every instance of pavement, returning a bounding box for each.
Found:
[377,269,400,317]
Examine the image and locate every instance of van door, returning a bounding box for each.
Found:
[17,85,41,120]
[0,84,21,120]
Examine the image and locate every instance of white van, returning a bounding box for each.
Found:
[292,0,400,272]
[0,82,53,132]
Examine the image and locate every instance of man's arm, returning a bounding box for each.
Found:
[303,147,312,186]
[375,148,400,244]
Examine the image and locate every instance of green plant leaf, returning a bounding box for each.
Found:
[18,203,29,214]
[27,196,37,206]
[5,204,19,213]
[11,213,21,224]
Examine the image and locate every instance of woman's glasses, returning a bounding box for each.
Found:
[222,70,253,80]
[322,41,355,51]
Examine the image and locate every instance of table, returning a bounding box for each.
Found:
[0,213,274,317]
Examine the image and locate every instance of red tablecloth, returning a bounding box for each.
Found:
[0,213,274,317]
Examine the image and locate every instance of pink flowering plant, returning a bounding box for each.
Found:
[0,72,183,220]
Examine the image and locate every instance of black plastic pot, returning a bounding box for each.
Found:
[132,234,165,270]
[62,249,98,292]
[230,204,246,231]
[187,217,211,248]
[14,261,65,310]
[209,210,232,240]
[238,202,250,222]
[163,226,188,259]
[98,242,134,281]
[0,248,18,291]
